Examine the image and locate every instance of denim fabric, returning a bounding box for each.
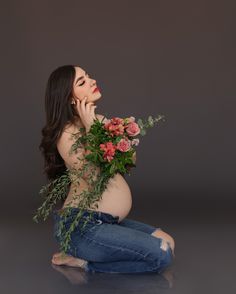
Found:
[52,207,173,274]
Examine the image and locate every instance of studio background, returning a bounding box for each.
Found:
[1,1,235,293]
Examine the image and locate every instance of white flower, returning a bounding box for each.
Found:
[131,138,139,146]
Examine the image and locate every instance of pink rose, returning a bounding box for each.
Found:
[125,122,140,137]
[116,138,132,152]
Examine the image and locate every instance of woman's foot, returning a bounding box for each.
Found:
[52,252,88,269]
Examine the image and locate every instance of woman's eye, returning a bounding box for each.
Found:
[79,81,85,86]
[79,74,89,86]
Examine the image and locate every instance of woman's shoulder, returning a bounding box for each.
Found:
[63,114,107,134]
[95,113,106,119]
[57,114,108,163]
[63,121,83,135]
[95,113,109,123]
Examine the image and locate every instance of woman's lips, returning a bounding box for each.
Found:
[93,87,100,93]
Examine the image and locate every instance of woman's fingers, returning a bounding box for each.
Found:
[85,100,95,113]
[80,96,87,113]
[75,99,81,116]
[75,96,97,128]
[86,101,95,109]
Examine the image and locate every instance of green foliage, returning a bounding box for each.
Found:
[137,114,165,136]
[32,172,71,223]
[33,114,165,254]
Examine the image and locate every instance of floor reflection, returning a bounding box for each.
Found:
[51,262,175,289]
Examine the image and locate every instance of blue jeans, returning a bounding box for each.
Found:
[52,208,174,274]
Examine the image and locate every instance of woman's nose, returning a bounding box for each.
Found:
[91,78,96,86]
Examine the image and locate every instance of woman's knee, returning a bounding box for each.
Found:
[149,237,174,272]
[159,244,174,270]
[151,229,175,252]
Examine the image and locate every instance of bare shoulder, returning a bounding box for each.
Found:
[63,120,83,135]
[63,114,107,134]
[58,113,107,149]
[56,114,107,169]
[56,114,108,169]
[95,113,108,123]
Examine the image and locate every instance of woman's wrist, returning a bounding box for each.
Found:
[85,126,91,134]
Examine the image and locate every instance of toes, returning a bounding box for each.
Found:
[51,253,73,266]
[52,255,64,265]
[51,257,60,265]
[52,256,59,265]
[52,252,68,261]
[52,257,66,265]
[53,252,62,258]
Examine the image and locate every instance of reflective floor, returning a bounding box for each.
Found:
[2,199,236,294]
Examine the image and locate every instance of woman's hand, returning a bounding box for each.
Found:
[75,96,97,133]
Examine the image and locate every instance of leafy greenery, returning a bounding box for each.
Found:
[33,114,165,254]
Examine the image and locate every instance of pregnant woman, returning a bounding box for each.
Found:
[40,65,175,274]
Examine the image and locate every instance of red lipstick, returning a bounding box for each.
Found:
[93,87,100,93]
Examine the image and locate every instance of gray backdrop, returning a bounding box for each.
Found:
[1,1,236,293]
[1,0,235,222]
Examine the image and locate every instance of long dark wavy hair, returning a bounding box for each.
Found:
[39,65,81,181]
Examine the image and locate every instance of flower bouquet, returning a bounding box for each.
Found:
[33,114,165,254]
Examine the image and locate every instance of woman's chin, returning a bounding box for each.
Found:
[93,93,102,102]
[95,91,102,97]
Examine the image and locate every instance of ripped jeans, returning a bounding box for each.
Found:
[53,208,174,274]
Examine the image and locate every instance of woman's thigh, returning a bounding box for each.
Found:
[70,221,166,266]
[118,218,162,235]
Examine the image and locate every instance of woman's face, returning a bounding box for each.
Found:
[72,66,102,104]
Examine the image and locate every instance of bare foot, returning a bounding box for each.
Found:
[52,252,88,269]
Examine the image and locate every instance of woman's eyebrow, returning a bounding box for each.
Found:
[75,72,87,85]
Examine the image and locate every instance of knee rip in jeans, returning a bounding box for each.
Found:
[160,239,170,252]
[151,228,170,252]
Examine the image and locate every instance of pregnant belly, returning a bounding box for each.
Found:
[62,173,132,222]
